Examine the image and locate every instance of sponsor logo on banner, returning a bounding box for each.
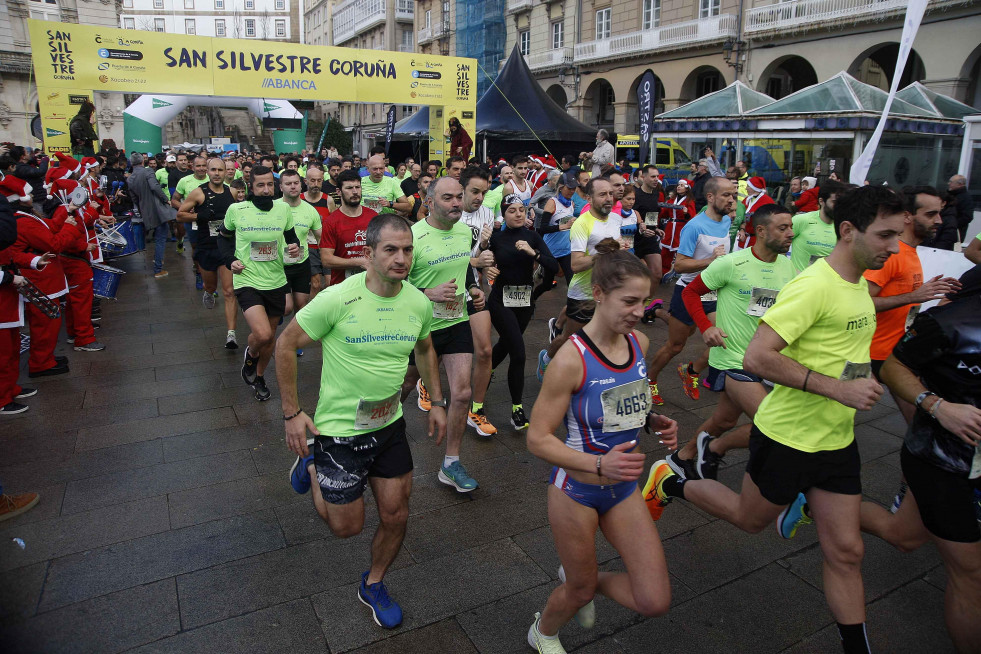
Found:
[97,62,109,70]
[263,102,281,112]
[151,98,173,109]
[68,94,88,104]
[412,70,441,80]
[45,127,66,137]
[98,48,143,61]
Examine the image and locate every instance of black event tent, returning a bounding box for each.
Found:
[392,46,597,160]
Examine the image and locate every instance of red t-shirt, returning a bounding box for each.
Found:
[303,194,332,249]
[319,206,378,285]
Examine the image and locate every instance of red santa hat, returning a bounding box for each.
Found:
[0,175,33,203]
[747,176,767,194]
[53,152,82,177]
[676,179,690,189]
[79,157,100,177]
[44,165,71,194]
[49,177,80,204]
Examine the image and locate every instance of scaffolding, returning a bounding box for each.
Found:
[458,0,505,99]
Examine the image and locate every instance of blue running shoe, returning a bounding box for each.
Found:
[776,492,812,539]
[537,349,549,382]
[289,447,315,494]
[195,272,203,290]
[358,571,403,628]
[296,348,304,357]
[438,460,478,492]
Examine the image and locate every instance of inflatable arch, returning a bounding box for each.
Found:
[123,95,304,154]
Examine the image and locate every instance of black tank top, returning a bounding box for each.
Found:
[195,182,235,249]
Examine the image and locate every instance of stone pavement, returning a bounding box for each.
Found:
[0,244,954,653]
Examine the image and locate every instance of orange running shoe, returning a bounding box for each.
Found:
[677,363,700,400]
[416,379,431,412]
[467,409,498,437]
[642,460,674,521]
[649,381,664,406]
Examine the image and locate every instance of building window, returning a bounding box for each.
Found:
[154,17,165,31]
[401,29,413,50]
[595,8,611,40]
[245,18,255,37]
[275,19,286,37]
[215,18,225,36]
[275,0,285,9]
[519,30,530,56]
[699,0,720,18]
[551,22,563,49]
[153,0,163,8]
[122,0,133,7]
[214,0,223,8]
[425,9,431,30]
[245,0,254,9]
[123,17,135,29]
[185,18,195,33]
[642,0,660,29]
[184,0,193,9]
[599,83,615,123]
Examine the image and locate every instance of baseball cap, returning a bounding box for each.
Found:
[559,171,578,189]
[166,155,177,163]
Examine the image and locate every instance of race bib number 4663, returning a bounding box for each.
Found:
[600,378,650,433]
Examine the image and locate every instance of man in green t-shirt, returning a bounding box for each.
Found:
[277,169,322,322]
[276,214,447,630]
[402,177,484,493]
[790,180,848,273]
[667,205,795,481]
[217,165,301,402]
[360,155,411,216]
[649,186,907,654]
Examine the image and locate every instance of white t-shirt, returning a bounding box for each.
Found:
[461,205,496,293]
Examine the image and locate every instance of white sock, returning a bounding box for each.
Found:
[443,455,460,468]
[535,618,558,640]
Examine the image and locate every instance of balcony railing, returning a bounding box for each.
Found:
[398,44,414,52]
[527,47,573,71]
[332,0,386,45]
[395,0,414,22]
[506,0,534,15]
[417,21,446,45]
[745,0,915,34]
[574,14,738,64]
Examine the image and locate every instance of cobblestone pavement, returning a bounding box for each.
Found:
[0,246,952,653]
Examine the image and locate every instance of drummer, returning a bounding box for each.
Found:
[177,158,237,321]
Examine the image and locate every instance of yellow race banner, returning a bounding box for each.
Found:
[36,87,95,154]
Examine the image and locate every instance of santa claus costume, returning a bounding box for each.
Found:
[735,176,775,251]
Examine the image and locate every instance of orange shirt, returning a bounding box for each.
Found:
[864,240,923,360]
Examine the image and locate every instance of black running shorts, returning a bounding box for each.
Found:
[901,445,981,543]
[234,285,288,317]
[407,320,473,365]
[284,261,312,295]
[313,417,413,505]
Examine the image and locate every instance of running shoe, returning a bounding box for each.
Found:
[202,291,216,309]
[415,379,431,412]
[642,299,663,324]
[242,347,258,385]
[0,492,40,522]
[547,317,559,342]
[527,612,567,654]
[176,238,184,254]
[558,565,595,629]
[776,493,812,539]
[154,270,169,279]
[195,272,203,290]
[467,409,497,437]
[890,480,908,514]
[537,349,549,382]
[73,341,106,352]
[0,402,29,415]
[438,460,478,492]
[66,337,74,344]
[15,387,38,399]
[296,348,304,357]
[649,381,664,406]
[666,450,699,480]
[642,460,674,521]
[253,375,271,401]
[695,432,723,480]
[511,406,529,431]
[225,330,238,350]
[677,363,700,401]
[358,571,403,628]
[289,444,315,494]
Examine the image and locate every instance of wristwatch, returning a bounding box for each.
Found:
[915,390,937,410]
[430,398,448,408]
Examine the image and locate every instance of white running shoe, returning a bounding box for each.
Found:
[527,612,567,653]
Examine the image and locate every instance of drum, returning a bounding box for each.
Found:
[96,224,127,257]
[91,263,126,300]
[131,222,146,251]
[104,220,141,258]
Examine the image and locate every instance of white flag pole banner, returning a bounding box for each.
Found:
[849,0,929,185]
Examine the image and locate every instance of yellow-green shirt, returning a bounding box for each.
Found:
[753,259,877,452]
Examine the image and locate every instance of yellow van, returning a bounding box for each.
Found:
[616,135,692,182]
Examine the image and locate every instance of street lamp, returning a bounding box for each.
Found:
[722,37,746,75]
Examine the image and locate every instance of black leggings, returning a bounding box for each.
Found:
[488,298,534,404]
[533,253,573,300]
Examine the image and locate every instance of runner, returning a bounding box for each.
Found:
[360,155,411,216]
[319,170,378,285]
[533,171,578,302]
[645,177,734,405]
[659,180,697,281]
[858,267,981,652]
[507,155,534,207]
[172,154,208,261]
[401,177,484,492]
[301,162,334,297]
[526,241,678,654]
[789,180,847,273]
[490,194,557,430]
[647,185,907,654]
[632,165,668,322]
[458,166,499,437]
[276,214,448,630]
[537,178,623,382]
[216,165,301,401]
[666,204,796,481]
[865,185,959,422]
[277,169,323,323]
[409,173,432,223]
[177,158,236,321]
